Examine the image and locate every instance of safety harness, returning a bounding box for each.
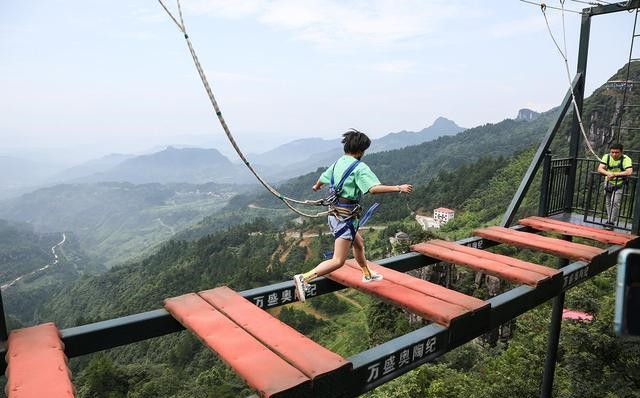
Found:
[604,154,630,192]
[327,160,380,239]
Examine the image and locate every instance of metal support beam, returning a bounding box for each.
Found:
[540,234,571,398]
[564,13,591,212]
[0,294,7,341]
[539,151,552,217]
[586,0,640,16]
[633,182,640,234]
[540,292,566,398]
[502,74,582,227]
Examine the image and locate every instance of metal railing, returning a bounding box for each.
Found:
[540,155,640,231]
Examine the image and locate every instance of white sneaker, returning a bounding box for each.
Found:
[293,274,309,302]
[362,271,383,283]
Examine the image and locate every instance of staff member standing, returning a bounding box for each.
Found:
[597,143,633,228]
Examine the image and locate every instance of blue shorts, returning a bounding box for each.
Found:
[328,216,355,240]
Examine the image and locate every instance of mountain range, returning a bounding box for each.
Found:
[1,117,465,195]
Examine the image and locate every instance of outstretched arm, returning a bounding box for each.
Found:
[369,184,412,194]
[312,179,324,192]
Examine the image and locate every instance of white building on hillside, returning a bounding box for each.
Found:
[433,207,455,225]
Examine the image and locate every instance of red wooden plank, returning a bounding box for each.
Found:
[343,260,487,311]
[198,287,351,380]
[5,322,75,398]
[475,226,603,261]
[519,216,635,246]
[411,242,549,286]
[484,226,604,257]
[326,264,469,327]
[526,216,635,238]
[426,240,559,277]
[165,293,309,398]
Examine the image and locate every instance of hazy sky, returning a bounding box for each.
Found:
[0,1,636,164]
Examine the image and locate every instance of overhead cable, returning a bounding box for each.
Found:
[158,0,331,218]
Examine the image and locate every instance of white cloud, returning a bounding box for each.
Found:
[367,60,415,73]
[207,69,273,84]
[486,15,546,39]
[182,0,466,50]
[188,0,268,19]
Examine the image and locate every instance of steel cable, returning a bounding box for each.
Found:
[158,0,331,218]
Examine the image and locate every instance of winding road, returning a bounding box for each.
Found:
[1,232,66,290]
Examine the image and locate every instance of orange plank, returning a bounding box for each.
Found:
[198,287,351,380]
[5,322,75,398]
[426,240,559,277]
[327,264,469,327]
[343,260,486,311]
[484,226,604,257]
[165,293,309,398]
[519,216,635,246]
[411,242,549,286]
[525,216,635,239]
[475,226,603,261]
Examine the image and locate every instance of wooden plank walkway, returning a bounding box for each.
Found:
[327,261,470,327]
[411,239,560,287]
[519,216,637,246]
[165,288,351,398]
[5,323,75,398]
[165,293,311,398]
[474,226,603,261]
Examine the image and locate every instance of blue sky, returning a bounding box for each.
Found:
[0,1,635,164]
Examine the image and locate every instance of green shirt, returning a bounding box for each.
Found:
[600,153,633,186]
[320,155,381,201]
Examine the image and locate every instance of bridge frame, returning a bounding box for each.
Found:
[1,2,640,397]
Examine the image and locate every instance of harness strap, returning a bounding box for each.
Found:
[331,202,380,239]
[359,203,380,227]
[605,154,630,188]
[606,154,628,171]
[332,218,358,240]
[330,160,361,195]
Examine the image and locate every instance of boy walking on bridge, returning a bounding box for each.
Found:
[294,129,413,302]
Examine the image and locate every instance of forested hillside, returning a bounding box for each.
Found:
[0,220,104,328]
[0,220,59,283]
[0,182,245,267]
[223,110,557,214]
[33,144,639,398]
[5,64,640,397]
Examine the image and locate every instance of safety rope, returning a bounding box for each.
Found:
[613,7,639,143]
[539,1,602,161]
[158,0,332,218]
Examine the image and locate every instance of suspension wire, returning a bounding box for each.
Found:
[538,1,602,160]
[158,0,331,218]
[614,7,639,142]
[521,0,584,14]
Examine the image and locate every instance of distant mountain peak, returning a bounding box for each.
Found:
[429,116,463,130]
[516,109,540,121]
[433,116,456,124]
